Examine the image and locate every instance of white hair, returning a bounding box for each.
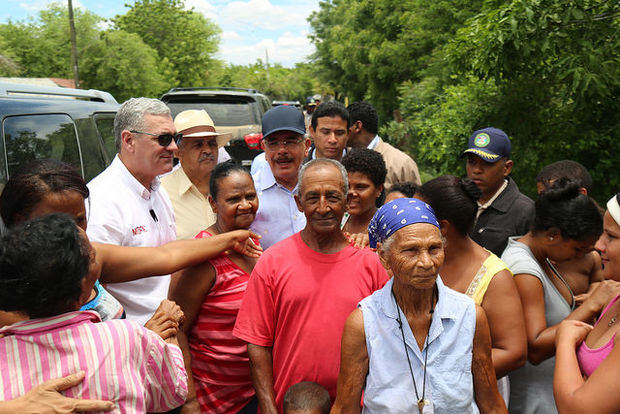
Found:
[297,158,349,196]
[113,97,171,152]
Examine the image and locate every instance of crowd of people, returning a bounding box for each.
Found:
[0,96,617,414]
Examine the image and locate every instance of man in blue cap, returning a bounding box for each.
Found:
[464,127,534,256]
[250,105,311,249]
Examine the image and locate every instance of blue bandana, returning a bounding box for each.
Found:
[368,198,440,248]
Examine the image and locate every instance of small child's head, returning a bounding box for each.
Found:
[283,381,331,414]
[536,160,592,195]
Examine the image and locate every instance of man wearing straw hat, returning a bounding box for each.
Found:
[162,109,232,240]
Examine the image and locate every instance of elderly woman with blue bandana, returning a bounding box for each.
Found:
[331,198,506,414]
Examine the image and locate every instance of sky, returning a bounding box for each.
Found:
[0,0,319,67]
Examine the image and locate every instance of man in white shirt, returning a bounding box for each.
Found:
[86,97,181,325]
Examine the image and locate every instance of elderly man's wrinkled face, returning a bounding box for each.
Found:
[296,164,347,235]
[177,131,219,182]
[379,223,444,289]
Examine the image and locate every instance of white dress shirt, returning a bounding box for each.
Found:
[86,155,176,325]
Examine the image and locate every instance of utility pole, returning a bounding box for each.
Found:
[68,0,80,88]
[265,48,269,83]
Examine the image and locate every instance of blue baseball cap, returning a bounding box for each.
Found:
[262,105,306,140]
[462,127,511,163]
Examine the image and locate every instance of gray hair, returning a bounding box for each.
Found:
[113,97,171,152]
[378,230,446,255]
[297,158,349,196]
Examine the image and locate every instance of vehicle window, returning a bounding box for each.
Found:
[76,116,109,182]
[3,114,82,177]
[93,113,116,159]
[167,101,259,126]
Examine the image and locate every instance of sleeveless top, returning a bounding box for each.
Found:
[577,293,620,377]
[501,237,573,414]
[189,230,255,413]
[360,277,479,413]
[465,251,511,305]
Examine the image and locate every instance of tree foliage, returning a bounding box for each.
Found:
[0,3,101,78]
[308,0,484,120]
[113,0,221,87]
[212,60,329,103]
[80,30,167,102]
[310,0,619,201]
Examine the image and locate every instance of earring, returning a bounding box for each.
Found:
[549,237,554,241]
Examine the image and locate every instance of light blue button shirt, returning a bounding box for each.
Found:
[250,166,306,250]
[360,277,479,414]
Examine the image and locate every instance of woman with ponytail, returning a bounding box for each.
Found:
[419,175,527,405]
[500,179,619,413]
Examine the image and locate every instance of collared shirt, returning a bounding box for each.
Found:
[470,177,535,257]
[161,165,216,240]
[250,166,305,250]
[250,151,269,175]
[475,179,508,220]
[359,277,478,414]
[367,135,380,150]
[0,311,187,412]
[86,155,176,325]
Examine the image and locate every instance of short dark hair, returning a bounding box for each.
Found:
[0,159,88,227]
[534,179,602,240]
[0,213,90,318]
[420,175,481,235]
[209,160,252,200]
[311,101,349,130]
[341,148,387,207]
[283,382,331,414]
[387,182,420,198]
[536,160,593,193]
[347,101,378,135]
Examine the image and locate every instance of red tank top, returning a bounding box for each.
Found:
[189,230,255,413]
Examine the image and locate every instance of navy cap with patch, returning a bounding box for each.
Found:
[462,127,511,163]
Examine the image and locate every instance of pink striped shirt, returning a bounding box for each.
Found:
[0,310,187,413]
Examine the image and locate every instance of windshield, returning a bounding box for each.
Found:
[167,101,259,126]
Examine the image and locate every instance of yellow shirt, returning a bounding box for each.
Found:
[161,166,216,240]
[465,251,512,305]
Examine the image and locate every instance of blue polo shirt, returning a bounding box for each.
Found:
[250,166,306,250]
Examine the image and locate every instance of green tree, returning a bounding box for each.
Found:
[80,30,168,102]
[308,0,484,121]
[114,0,221,87]
[0,3,101,78]
[386,0,620,201]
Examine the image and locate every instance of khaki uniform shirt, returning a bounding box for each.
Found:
[374,137,422,188]
[161,165,216,240]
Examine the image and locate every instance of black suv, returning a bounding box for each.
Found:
[161,87,271,166]
[0,82,119,192]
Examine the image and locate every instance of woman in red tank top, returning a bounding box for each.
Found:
[169,161,261,414]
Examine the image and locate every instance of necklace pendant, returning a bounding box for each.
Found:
[608,312,619,327]
[417,398,430,413]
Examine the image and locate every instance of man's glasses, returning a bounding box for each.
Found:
[130,130,183,147]
[263,137,303,150]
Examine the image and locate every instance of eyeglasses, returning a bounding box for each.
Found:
[263,137,304,150]
[130,130,183,147]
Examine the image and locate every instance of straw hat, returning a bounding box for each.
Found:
[174,109,232,147]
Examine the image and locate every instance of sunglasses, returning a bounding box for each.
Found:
[130,130,183,147]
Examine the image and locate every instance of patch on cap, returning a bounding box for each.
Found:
[474,133,490,147]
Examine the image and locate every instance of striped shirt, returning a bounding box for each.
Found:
[0,311,187,413]
[189,230,255,413]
